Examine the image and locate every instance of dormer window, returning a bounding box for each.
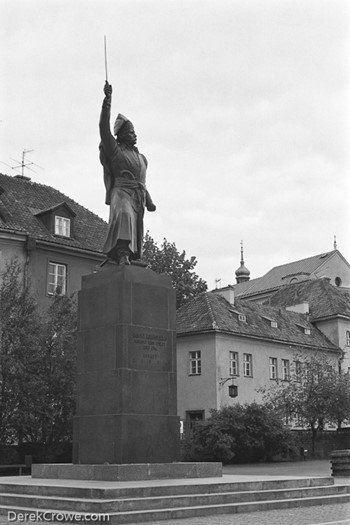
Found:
[55,216,71,237]
[262,316,278,328]
[296,323,311,335]
[230,308,247,323]
[34,201,76,239]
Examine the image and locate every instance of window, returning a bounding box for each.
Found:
[294,360,302,382]
[55,216,71,237]
[243,353,253,377]
[35,203,75,238]
[346,331,350,347]
[282,359,290,381]
[284,410,295,425]
[269,357,278,380]
[189,351,201,375]
[262,316,278,328]
[335,277,342,287]
[296,323,311,335]
[47,262,67,295]
[185,410,204,435]
[238,314,246,322]
[229,351,239,376]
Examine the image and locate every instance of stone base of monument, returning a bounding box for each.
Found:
[73,264,181,465]
[32,461,222,481]
[331,449,350,476]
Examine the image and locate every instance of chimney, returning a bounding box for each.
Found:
[14,174,31,181]
[214,285,235,305]
[286,302,309,315]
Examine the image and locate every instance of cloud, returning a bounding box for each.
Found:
[1,0,349,288]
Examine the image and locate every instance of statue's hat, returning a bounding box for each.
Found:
[114,113,132,136]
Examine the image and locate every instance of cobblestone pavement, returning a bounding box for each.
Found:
[0,504,350,525]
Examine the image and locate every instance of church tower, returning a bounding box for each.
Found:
[235,240,250,284]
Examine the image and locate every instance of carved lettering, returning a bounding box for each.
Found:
[130,327,170,370]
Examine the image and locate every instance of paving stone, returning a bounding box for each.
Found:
[146,502,350,525]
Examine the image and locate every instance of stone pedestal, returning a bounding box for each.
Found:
[330,449,350,477]
[32,462,223,481]
[72,264,180,464]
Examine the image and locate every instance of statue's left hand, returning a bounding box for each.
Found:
[147,203,156,212]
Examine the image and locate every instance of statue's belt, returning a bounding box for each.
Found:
[112,178,146,209]
[113,178,146,192]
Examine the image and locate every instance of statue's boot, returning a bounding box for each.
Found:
[119,254,130,265]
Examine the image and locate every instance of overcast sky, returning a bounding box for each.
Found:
[1,0,349,289]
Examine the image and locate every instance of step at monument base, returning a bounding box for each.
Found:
[0,475,349,523]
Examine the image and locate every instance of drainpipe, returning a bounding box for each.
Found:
[25,236,36,288]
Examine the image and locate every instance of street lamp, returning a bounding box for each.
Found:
[219,377,238,398]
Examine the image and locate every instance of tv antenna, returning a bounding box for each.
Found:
[1,149,44,178]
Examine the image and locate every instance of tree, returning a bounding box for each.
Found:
[0,259,43,445]
[38,294,77,450]
[143,232,207,308]
[261,352,350,453]
[184,403,296,463]
[0,259,77,458]
[327,372,350,430]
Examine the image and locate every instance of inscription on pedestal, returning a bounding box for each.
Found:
[129,326,172,371]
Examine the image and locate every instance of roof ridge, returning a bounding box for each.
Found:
[205,292,219,329]
[236,278,313,298]
[273,250,335,269]
[267,277,350,320]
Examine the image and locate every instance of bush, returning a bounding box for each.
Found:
[183,423,235,463]
[183,403,297,464]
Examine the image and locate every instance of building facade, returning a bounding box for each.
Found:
[0,173,108,306]
[176,289,341,428]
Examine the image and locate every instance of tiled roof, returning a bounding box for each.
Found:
[266,278,350,320]
[0,173,107,253]
[177,291,339,352]
[232,250,342,297]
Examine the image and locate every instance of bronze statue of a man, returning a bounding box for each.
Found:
[99,81,156,265]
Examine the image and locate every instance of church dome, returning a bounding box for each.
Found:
[235,263,250,278]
